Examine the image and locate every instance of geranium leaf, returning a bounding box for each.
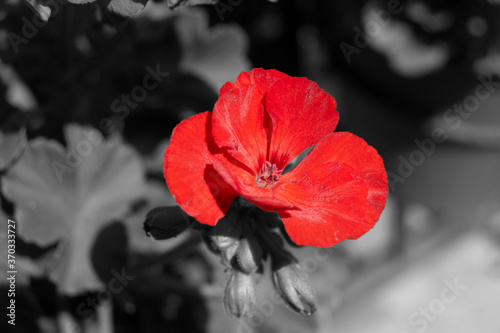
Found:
[0,126,27,173]
[0,61,38,112]
[3,138,67,245]
[99,0,150,17]
[91,221,128,284]
[175,8,250,91]
[24,0,52,22]
[167,0,218,10]
[2,124,147,294]
[66,0,98,4]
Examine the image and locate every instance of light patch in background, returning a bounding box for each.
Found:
[367,20,450,78]
[323,230,500,333]
[406,2,453,33]
[0,60,37,111]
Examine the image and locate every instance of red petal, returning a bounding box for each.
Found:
[265,76,338,169]
[211,69,290,173]
[235,68,288,93]
[276,132,388,247]
[164,112,238,226]
[211,81,268,173]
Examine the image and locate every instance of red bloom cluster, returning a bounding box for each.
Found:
[164,69,388,247]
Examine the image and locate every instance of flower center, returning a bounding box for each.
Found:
[256,161,281,188]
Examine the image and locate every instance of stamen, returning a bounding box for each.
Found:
[256,161,282,188]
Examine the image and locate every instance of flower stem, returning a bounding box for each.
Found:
[254,224,296,270]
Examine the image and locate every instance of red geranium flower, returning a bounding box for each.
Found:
[164,68,388,247]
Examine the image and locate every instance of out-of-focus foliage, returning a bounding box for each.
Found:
[319,0,500,118]
[166,0,219,10]
[0,125,27,173]
[0,2,253,330]
[1,0,499,332]
[2,124,147,294]
[172,7,250,92]
[0,2,249,149]
[22,0,220,21]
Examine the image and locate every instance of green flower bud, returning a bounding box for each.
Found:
[209,205,242,251]
[235,236,263,274]
[221,241,239,267]
[143,206,192,240]
[272,264,316,315]
[223,271,257,318]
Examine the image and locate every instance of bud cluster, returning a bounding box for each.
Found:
[144,199,318,319]
[202,204,262,318]
[202,201,317,318]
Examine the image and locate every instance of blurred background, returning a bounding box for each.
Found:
[1,0,500,332]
